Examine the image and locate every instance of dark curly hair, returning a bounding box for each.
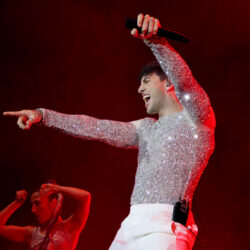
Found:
[138,61,167,82]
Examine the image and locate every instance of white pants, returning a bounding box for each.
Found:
[109,204,198,250]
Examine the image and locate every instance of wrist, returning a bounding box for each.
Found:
[13,200,23,207]
[53,184,61,193]
[35,109,44,124]
[144,36,168,46]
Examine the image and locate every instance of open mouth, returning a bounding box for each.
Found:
[143,94,151,106]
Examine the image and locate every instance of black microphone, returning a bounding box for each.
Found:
[125,18,190,43]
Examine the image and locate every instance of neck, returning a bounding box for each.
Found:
[158,97,183,118]
[40,216,62,231]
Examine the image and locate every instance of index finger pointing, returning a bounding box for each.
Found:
[3,111,23,117]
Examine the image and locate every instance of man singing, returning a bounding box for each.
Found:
[4,13,215,249]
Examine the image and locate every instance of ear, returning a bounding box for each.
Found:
[49,198,58,210]
[165,80,174,93]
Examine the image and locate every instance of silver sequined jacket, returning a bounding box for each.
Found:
[40,39,215,206]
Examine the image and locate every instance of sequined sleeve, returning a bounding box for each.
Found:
[145,38,215,128]
[39,108,139,149]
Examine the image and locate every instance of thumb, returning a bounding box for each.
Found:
[25,120,32,129]
[131,28,140,38]
[17,116,29,130]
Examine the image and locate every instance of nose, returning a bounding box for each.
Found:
[138,83,144,94]
[31,205,36,214]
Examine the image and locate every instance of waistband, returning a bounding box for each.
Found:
[130,203,174,215]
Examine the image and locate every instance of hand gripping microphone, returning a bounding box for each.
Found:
[125,18,190,43]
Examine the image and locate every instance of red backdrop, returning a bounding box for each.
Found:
[0,0,249,249]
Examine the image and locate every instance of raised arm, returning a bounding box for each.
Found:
[131,14,215,129]
[0,190,32,244]
[3,109,139,148]
[0,190,27,225]
[40,184,91,233]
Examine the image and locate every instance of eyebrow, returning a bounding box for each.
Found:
[142,76,150,82]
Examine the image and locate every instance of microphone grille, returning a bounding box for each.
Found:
[125,18,137,29]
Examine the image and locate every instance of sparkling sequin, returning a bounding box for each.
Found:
[30,223,73,249]
[40,39,215,207]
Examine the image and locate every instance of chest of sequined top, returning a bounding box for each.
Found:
[131,109,214,205]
